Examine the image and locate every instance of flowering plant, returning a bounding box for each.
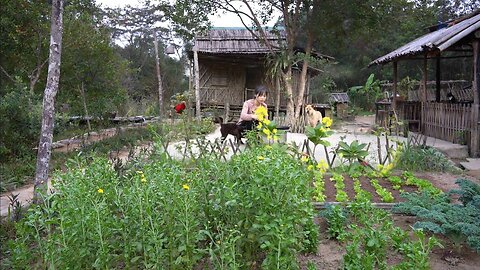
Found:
[254,106,280,142]
[305,116,333,147]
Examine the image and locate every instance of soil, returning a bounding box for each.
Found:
[297,216,480,270]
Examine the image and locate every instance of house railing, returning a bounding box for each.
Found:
[421,102,472,145]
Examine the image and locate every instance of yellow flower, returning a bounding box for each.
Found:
[316,160,329,173]
[141,176,147,183]
[263,119,271,125]
[272,128,277,134]
[262,128,271,136]
[136,170,144,174]
[97,188,104,194]
[322,117,333,128]
[257,156,265,160]
[254,106,268,118]
[257,122,263,129]
[273,135,279,141]
[182,184,190,190]
[301,156,309,163]
[267,135,272,140]
[307,165,314,171]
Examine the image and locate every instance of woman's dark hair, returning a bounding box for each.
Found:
[255,85,268,96]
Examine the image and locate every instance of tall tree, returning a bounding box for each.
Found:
[211,0,322,129]
[34,0,64,203]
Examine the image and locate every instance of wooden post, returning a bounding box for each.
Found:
[472,40,480,157]
[392,61,398,110]
[436,54,441,103]
[225,102,229,123]
[275,76,281,119]
[193,46,201,120]
[420,54,428,133]
[422,54,428,102]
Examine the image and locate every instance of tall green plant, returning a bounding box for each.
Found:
[348,74,384,112]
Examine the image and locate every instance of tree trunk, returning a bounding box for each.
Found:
[294,39,312,121]
[80,81,91,130]
[153,31,164,118]
[282,68,295,127]
[34,0,64,204]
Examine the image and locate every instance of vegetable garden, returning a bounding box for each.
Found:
[1,115,479,269]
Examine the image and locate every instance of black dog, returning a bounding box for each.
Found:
[214,117,245,144]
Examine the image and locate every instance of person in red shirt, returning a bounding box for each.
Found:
[174,101,186,114]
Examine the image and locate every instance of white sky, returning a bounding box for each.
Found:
[95,0,261,27]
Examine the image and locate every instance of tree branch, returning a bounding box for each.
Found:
[0,65,16,83]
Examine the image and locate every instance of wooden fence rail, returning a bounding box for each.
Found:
[422,102,472,145]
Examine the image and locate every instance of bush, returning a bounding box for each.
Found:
[4,144,318,269]
[0,86,41,160]
[395,145,460,173]
[393,179,480,252]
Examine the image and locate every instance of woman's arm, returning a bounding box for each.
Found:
[240,100,257,121]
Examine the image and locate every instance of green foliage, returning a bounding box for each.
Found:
[393,179,480,252]
[320,204,347,240]
[0,86,41,159]
[327,200,441,269]
[402,171,443,196]
[4,143,317,269]
[306,125,333,147]
[395,145,460,173]
[348,74,384,112]
[370,179,394,203]
[336,140,369,164]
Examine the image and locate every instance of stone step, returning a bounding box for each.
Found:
[460,158,480,171]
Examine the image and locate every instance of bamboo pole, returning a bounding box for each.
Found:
[193,46,201,120]
[436,54,441,102]
[472,40,480,157]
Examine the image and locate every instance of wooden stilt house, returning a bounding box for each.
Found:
[370,11,480,157]
[188,28,321,122]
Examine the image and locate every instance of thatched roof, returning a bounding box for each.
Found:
[370,10,480,66]
[194,27,286,54]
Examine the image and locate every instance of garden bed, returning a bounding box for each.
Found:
[314,169,480,204]
[321,174,418,203]
[297,215,480,270]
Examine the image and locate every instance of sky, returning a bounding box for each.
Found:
[95,0,259,27]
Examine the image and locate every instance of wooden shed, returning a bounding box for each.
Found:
[328,93,350,119]
[370,11,480,157]
[188,28,320,121]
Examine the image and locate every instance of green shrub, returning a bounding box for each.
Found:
[4,144,317,269]
[395,145,460,173]
[0,86,41,160]
[393,179,480,252]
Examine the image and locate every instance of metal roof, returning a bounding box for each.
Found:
[329,93,349,103]
[370,11,480,66]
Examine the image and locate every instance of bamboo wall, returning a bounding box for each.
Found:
[422,102,473,145]
[198,62,245,106]
[197,60,303,108]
